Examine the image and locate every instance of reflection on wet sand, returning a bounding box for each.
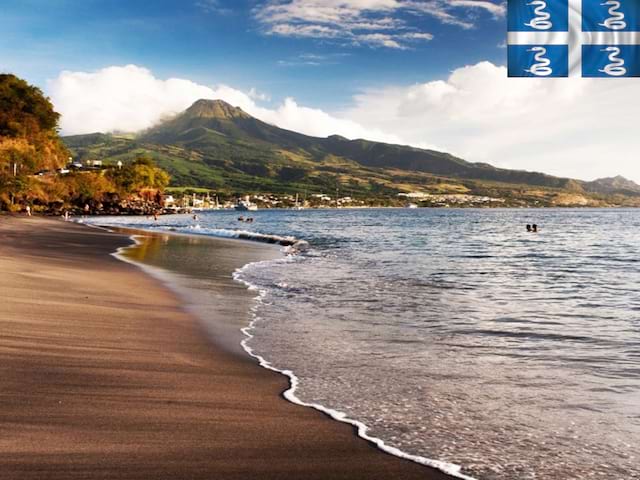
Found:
[115,227,282,356]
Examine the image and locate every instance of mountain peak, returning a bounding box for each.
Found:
[593,175,638,186]
[185,99,251,120]
[612,175,633,182]
[586,175,640,194]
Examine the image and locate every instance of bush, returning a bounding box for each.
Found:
[108,157,170,195]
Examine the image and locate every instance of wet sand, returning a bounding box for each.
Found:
[0,216,452,480]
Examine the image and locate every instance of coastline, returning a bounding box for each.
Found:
[0,216,453,480]
[108,227,286,357]
[112,225,475,480]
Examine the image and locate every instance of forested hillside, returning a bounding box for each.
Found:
[64,99,640,208]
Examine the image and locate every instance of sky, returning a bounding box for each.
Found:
[1,0,638,182]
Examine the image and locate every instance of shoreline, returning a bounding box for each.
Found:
[109,226,286,358]
[0,216,453,480]
[112,225,475,480]
[233,268,477,480]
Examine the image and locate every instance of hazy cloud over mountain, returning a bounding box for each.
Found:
[48,65,402,144]
[49,62,639,182]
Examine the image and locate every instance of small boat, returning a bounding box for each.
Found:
[407,203,419,209]
[234,199,258,211]
[292,193,305,210]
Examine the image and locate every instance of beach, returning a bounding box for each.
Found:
[0,216,450,480]
[80,208,640,480]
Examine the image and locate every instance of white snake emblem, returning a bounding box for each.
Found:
[599,1,627,30]
[526,47,553,76]
[525,0,553,30]
[599,47,627,76]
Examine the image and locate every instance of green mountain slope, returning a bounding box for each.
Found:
[318,136,574,189]
[63,99,640,207]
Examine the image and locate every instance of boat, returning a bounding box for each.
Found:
[234,198,258,211]
[407,203,419,209]
[292,193,305,210]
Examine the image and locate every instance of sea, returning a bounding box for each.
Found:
[86,208,640,480]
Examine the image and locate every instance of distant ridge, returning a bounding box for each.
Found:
[585,176,640,195]
[140,99,573,188]
[63,99,640,207]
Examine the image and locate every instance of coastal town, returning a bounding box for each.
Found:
[21,156,511,212]
[11,153,630,215]
[162,191,508,212]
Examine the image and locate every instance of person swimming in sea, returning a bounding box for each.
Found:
[532,224,538,233]
[526,224,532,232]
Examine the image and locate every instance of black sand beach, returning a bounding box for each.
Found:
[0,216,452,480]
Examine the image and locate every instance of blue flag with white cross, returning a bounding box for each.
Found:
[508,0,640,77]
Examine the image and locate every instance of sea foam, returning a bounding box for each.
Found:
[233,259,478,480]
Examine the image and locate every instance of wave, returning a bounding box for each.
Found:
[233,260,478,480]
[160,225,309,250]
[79,218,308,250]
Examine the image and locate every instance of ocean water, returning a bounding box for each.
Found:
[88,209,640,480]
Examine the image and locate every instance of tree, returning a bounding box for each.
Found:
[0,74,68,210]
[65,172,116,206]
[108,157,170,195]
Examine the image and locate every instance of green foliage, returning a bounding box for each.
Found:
[0,74,70,210]
[278,166,308,182]
[0,74,59,138]
[108,157,170,194]
[64,172,116,205]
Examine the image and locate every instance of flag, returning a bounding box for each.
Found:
[507,0,640,77]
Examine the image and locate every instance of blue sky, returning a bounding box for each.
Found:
[1,0,638,182]
[0,0,507,109]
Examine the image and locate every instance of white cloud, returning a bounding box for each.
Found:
[195,0,231,14]
[248,87,271,102]
[48,65,215,135]
[356,33,404,49]
[344,61,640,182]
[47,64,401,144]
[447,0,506,17]
[254,0,504,48]
[277,52,351,67]
[258,97,403,143]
